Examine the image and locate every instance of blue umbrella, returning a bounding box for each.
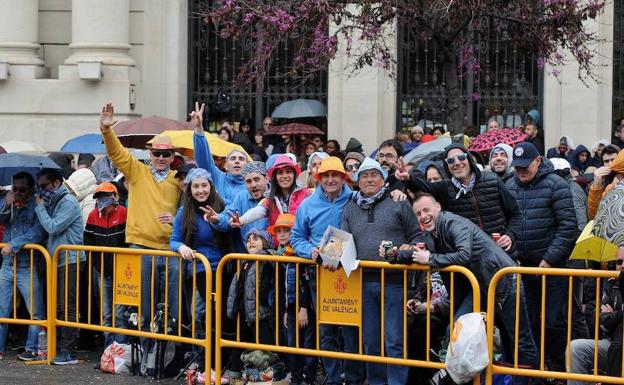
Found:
[0,153,61,185]
[271,99,327,119]
[60,133,105,154]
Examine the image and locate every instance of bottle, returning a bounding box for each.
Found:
[37,328,47,360]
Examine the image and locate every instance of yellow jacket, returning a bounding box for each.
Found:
[102,129,180,250]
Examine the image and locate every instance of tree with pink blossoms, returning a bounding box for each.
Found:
[204,0,606,133]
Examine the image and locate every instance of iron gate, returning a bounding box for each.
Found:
[397,17,542,133]
[188,0,328,132]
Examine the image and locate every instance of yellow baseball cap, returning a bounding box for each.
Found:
[314,156,349,181]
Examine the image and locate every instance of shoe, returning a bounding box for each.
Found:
[52,352,78,365]
[0,352,4,360]
[18,351,37,361]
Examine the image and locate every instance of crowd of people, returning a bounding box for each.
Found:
[1,102,624,385]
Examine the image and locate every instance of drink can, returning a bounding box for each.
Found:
[492,233,501,242]
[416,242,426,250]
[383,241,394,254]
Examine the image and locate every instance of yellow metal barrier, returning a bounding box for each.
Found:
[485,266,624,385]
[214,253,482,385]
[0,243,54,364]
[51,245,212,372]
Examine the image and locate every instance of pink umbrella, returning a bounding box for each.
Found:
[264,123,324,136]
[113,116,192,148]
[469,128,528,153]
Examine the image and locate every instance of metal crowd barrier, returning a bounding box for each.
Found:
[214,253,482,385]
[485,266,624,385]
[51,245,212,371]
[0,243,54,364]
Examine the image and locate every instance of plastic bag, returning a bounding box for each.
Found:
[101,342,133,375]
[445,312,489,384]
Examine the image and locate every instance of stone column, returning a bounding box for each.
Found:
[0,0,45,77]
[64,0,135,65]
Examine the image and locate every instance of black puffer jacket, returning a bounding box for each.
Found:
[405,144,521,241]
[505,158,579,267]
[417,211,517,303]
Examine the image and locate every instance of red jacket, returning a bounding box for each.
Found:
[84,205,128,277]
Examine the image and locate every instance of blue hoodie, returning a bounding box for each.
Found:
[193,132,246,205]
[290,184,352,258]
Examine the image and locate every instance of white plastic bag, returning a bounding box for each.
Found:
[445,312,489,384]
[101,342,133,375]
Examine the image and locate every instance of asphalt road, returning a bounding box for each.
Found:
[0,350,182,385]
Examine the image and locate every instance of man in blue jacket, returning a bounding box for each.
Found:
[505,142,580,373]
[0,172,46,361]
[291,156,366,385]
[34,168,85,365]
[207,161,269,252]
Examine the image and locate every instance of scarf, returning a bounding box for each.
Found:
[150,167,170,183]
[40,187,59,207]
[451,174,476,199]
[355,184,388,210]
[96,196,118,213]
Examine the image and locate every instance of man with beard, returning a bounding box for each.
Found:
[376,139,405,191]
[488,143,515,182]
[205,161,269,252]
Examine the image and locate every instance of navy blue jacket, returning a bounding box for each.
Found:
[505,158,579,267]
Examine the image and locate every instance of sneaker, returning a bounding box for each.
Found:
[52,352,78,365]
[18,351,37,361]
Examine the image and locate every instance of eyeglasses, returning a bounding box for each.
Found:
[377,152,397,160]
[152,151,173,158]
[616,259,624,266]
[445,154,468,165]
[12,186,28,193]
[345,163,361,172]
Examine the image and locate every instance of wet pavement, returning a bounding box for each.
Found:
[0,350,183,385]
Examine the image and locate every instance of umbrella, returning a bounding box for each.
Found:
[403,136,452,165]
[468,128,527,153]
[0,153,61,185]
[264,123,324,136]
[113,116,192,148]
[570,221,618,262]
[593,183,624,248]
[271,99,327,119]
[60,133,105,154]
[147,130,251,160]
[0,140,45,153]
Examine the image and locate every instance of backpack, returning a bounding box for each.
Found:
[139,303,186,379]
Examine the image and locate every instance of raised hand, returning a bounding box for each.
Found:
[393,157,409,181]
[189,101,205,134]
[100,102,118,131]
[199,205,220,223]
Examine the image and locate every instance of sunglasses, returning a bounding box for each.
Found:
[445,154,468,165]
[152,151,173,158]
[345,163,361,172]
[12,186,28,193]
[617,259,624,266]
